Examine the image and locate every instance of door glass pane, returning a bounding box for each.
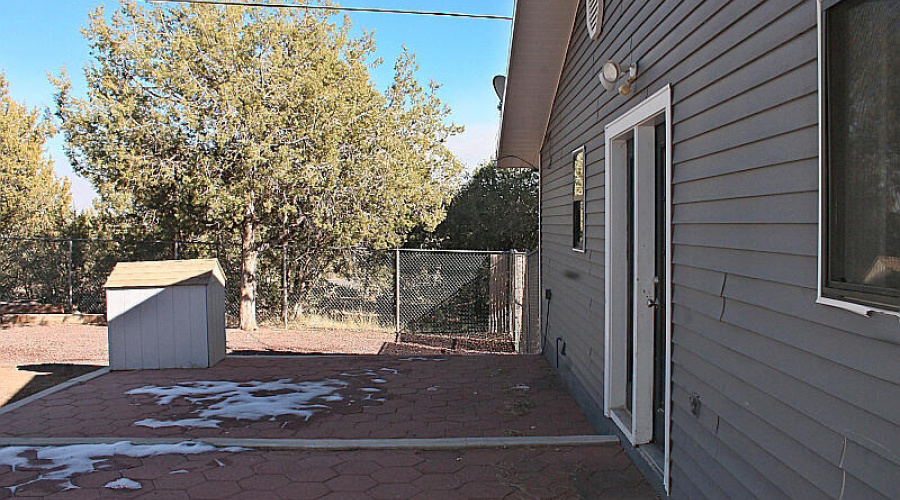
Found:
[826,0,900,297]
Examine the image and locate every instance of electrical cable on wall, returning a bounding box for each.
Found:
[542,291,552,356]
[144,0,513,20]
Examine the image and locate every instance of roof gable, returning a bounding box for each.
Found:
[105,259,226,288]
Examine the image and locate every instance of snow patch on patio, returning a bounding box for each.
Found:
[399,357,447,362]
[135,417,222,429]
[128,378,350,428]
[104,477,142,490]
[0,441,243,494]
[127,369,402,429]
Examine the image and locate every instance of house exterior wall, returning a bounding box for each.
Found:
[539,1,899,498]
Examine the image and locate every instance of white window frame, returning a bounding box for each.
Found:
[815,0,900,320]
[603,84,673,492]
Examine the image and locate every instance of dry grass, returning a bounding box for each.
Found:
[281,313,394,333]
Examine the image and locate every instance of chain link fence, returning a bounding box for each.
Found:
[0,237,219,315]
[523,250,541,355]
[0,236,538,353]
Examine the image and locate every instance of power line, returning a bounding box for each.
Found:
[144,0,513,20]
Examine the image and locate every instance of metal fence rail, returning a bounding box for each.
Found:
[0,236,537,352]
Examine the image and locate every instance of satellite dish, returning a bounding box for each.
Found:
[493,75,506,102]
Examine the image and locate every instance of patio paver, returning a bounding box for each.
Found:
[0,355,660,499]
[0,445,658,499]
[0,356,595,440]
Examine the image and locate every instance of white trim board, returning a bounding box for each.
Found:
[0,435,620,451]
[603,84,673,493]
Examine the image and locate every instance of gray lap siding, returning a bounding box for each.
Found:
[539,0,900,498]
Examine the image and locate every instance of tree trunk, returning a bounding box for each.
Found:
[240,219,259,331]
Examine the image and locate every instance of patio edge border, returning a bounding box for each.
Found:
[0,435,620,450]
[0,366,110,417]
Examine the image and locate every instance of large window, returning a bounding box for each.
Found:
[573,147,586,251]
[821,0,900,311]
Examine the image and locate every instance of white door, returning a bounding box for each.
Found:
[603,85,673,486]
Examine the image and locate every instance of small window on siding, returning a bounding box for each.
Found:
[822,0,900,311]
[573,147,586,251]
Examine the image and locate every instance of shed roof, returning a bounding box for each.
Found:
[495,0,578,169]
[104,259,225,289]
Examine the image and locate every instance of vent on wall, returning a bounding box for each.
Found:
[586,0,603,40]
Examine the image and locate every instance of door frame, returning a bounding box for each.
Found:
[603,84,672,492]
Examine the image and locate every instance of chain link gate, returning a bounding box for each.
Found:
[395,250,527,352]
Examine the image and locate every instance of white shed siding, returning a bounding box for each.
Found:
[206,281,226,365]
[107,285,219,370]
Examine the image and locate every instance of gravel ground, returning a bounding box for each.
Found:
[0,324,483,367]
[0,324,108,366]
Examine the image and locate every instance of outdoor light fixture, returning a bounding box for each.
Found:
[599,61,638,96]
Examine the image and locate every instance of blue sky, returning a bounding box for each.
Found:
[0,0,513,211]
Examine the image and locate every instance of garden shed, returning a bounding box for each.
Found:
[105,259,226,370]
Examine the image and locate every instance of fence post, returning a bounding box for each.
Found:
[282,243,288,330]
[67,239,74,314]
[173,241,179,260]
[394,249,401,339]
[509,250,515,341]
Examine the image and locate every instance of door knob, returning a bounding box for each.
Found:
[647,298,660,308]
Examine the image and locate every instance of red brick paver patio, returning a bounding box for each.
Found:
[0,356,594,440]
[0,356,660,499]
[0,445,656,499]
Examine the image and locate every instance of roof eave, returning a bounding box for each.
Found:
[495,0,578,169]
